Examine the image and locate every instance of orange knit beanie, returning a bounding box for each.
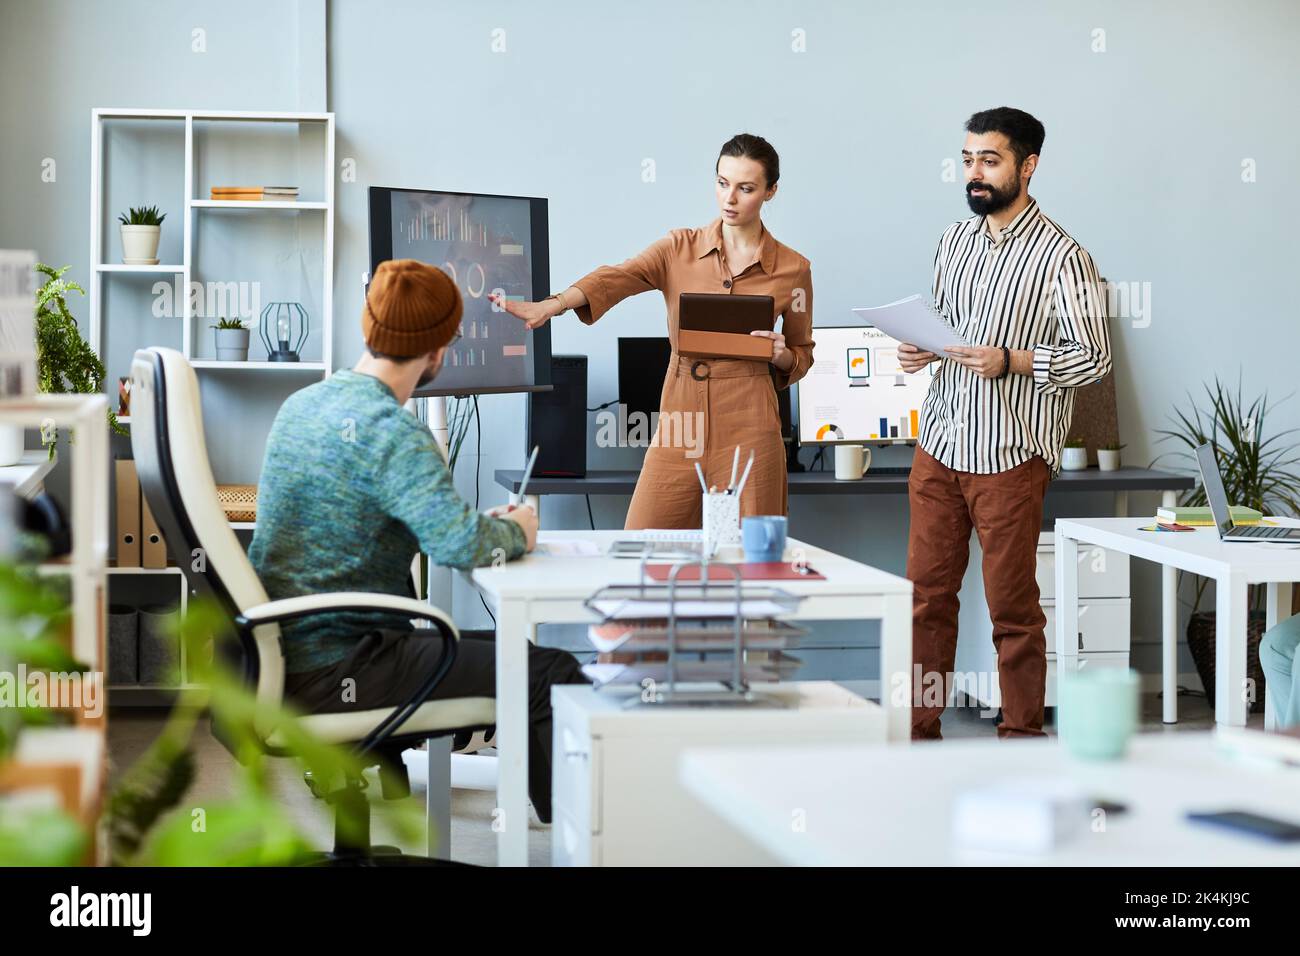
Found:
[362,259,463,357]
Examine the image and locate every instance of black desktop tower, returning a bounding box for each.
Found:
[527,354,587,478]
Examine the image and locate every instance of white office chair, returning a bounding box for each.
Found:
[129,346,493,864]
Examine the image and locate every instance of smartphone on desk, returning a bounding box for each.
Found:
[1186,810,1300,843]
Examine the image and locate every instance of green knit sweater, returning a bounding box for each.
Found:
[248,369,525,674]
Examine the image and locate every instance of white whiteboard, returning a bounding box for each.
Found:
[797,326,936,444]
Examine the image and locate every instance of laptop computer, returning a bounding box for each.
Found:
[1194,442,1300,542]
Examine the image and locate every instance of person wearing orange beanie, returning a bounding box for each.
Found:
[249,257,588,824]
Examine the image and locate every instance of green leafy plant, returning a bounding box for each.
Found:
[1100,442,1126,452]
[210,317,247,330]
[0,561,77,763]
[35,264,126,453]
[1064,438,1086,448]
[1153,375,1300,610]
[117,205,166,226]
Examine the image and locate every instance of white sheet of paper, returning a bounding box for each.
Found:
[851,295,968,355]
[535,539,603,557]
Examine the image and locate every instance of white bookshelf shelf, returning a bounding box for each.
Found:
[190,360,326,372]
[95,263,185,273]
[107,564,184,575]
[191,200,327,210]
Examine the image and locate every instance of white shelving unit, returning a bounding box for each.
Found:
[87,108,333,705]
[0,395,110,672]
[88,107,335,383]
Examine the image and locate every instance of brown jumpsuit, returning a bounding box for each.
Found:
[571,218,815,529]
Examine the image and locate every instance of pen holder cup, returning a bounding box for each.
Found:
[702,491,741,558]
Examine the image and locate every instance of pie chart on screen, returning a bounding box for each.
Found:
[817,424,845,440]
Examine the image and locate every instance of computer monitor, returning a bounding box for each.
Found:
[368,186,552,397]
[617,337,672,421]
[617,336,796,461]
[797,325,935,445]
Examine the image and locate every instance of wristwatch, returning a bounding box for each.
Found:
[545,292,568,315]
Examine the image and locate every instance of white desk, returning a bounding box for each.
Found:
[462,529,913,866]
[1055,518,1299,727]
[680,732,1300,866]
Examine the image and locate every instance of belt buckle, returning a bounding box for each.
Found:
[690,359,710,381]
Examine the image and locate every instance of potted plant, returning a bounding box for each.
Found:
[35,264,125,457]
[1061,439,1089,471]
[1152,376,1300,711]
[1097,442,1125,472]
[118,205,166,265]
[212,317,250,362]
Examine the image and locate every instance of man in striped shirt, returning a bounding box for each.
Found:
[899,107,1111,740]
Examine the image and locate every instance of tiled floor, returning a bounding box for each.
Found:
[105,687,1262,867]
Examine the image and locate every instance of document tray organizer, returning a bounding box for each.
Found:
[583,556,806,706]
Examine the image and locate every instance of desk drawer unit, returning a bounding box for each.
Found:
[955,531,1133,711]
[1036,531,1131,601]
[551,681,886,866]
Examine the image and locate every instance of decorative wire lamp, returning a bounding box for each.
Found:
[259,302,309,362]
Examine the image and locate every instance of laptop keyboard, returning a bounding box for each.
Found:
[1236,525,1296,538]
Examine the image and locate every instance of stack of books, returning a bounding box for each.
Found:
[1156,504,1263,528]
[209,186,300,202]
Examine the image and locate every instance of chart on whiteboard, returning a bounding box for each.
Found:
[797,325,936,444]
[389,191,533,388]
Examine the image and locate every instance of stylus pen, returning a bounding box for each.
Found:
[516,445,540,501]
[729,445,741,493]
[694,461,708,493]
[734,450,756,500]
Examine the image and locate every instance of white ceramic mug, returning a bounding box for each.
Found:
[834,444,872,480]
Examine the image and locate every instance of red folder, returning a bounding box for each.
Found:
[645,562,825,581]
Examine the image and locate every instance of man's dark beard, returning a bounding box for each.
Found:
[416,365,438,388]
[966,177,1020,216]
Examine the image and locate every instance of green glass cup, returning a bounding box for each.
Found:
[1058,667,1140,760]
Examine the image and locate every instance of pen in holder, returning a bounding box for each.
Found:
[702,489,741,557]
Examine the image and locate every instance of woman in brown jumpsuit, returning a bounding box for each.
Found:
[490,134,814,529]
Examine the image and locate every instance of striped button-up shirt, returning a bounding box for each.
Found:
[917,198,1111,475]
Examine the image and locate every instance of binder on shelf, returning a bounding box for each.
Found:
[113,458,140,568]
[140,490,167,569]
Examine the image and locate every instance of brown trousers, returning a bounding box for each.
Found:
[625,355,786,530]
[906,446,1050,740]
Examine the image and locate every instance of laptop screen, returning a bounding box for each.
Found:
[1194,442,1235,535]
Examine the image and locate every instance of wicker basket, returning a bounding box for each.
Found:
[215,484,258,523]
[1186,610,1268,713]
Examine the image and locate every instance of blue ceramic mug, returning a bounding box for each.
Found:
[742,515,787,563]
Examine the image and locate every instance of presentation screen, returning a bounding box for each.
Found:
[797,325,936,445]
[368,186,552,397]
